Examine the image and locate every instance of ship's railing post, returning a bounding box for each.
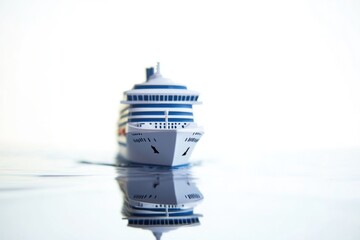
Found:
[165,205,169,217]
[165,110,169,128]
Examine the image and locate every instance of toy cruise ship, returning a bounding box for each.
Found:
[117,166,203,240]
[117,63,204,167]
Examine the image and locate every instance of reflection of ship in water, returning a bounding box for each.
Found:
[116,165,203,240]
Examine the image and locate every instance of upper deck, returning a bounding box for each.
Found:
[118,63,202,130]
[121,63,201,105]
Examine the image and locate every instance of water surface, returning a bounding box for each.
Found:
[1,149,360,239]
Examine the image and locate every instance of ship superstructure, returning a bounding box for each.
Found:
[117,63,204,166]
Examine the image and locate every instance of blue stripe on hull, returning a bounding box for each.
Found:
[134,85,187,90]
[168,118,194,122]
[132,211,194,217]
[131,206,185,212]
[129,111,193,116]
[128,118,193,122]
[131,111,164,116]
[169,111,193,116]
[129,118,165,122]
[131,104,192,108]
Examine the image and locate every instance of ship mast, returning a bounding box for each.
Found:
[152,231,162,240]
[154,62,162,77]
[156,62,160,74]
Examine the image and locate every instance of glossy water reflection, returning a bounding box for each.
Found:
[116,164,203,240]
[1,149,360,239]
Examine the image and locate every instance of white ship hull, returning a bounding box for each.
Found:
[118,125,203,167]
[117,63,204,167]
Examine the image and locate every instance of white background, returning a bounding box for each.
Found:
[1,0,360,158]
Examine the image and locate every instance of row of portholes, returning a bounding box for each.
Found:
[133,194,157,199]
[156,204,185,208]
[128,218,199,226]
[155,125,185,129]
[127,94,199,101]
[185,193,201,199]
[136,122,190,128]
[154,123,187,129]
[150,122,187,125]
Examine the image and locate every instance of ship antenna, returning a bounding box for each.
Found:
[156,62,161,75]
[152,231,162,240]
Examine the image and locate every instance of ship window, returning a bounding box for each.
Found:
[186,95,190,101]
[169,95,173,101]
[133,95,137,101]
[190,96,195,101]
[138,95,143,101]
[156,95,159,101]
[182,95,186,101]
[160,95,163,101]
[144,95,148,101]
[169,219,174,224]
[150,95,154,101]
[128,95,133,100]
[144,220,149,225]
[195,96,199,101]
[174,95,178,101]
[161,220,165,224]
